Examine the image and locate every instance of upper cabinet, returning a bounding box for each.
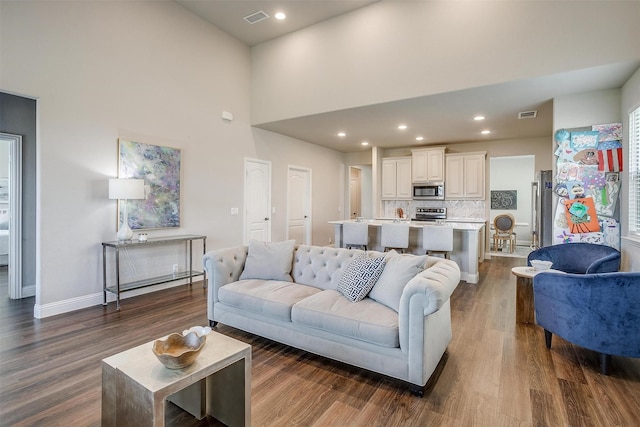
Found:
[411,147,446,183]
[382,157,412,200]
[445,152,486,200]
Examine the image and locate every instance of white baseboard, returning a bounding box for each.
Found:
[22,284,36,298]
[33,279,192,319]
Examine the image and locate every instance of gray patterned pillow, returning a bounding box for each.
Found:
[337,253,387,302]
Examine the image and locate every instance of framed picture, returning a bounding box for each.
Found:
[118,139,181,230]
[491,190,517,210]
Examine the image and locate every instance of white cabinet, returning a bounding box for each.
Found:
[382,157,412,200]
[411,147,445,182]
[445,152,486,199]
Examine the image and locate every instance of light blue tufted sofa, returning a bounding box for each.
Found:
[203,244,461,395]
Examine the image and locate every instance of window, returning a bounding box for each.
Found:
[630,106,640,237]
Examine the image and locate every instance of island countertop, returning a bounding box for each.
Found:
[329,219,485,231]
[329,219,485,284]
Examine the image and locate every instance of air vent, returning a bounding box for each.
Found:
[244,10,269,24]
[518,110,538,119]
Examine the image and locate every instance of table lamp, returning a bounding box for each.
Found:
[109,178,145,241]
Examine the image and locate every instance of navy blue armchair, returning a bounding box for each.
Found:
[527,242,620,274]
[533,271,640,374]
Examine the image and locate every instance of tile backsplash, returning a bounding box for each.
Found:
[383,200,486,220]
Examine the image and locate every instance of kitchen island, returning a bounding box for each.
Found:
[329,220,485,284]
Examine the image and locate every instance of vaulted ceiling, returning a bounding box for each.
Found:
[176,0,639,152]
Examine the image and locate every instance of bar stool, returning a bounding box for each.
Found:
[422,224,453,258]
[343,221,369,250]
[381,222,410,252]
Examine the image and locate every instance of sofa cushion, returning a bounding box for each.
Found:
[218,279,321,321]
[239,239,295,282]
[337,252,387,302]
[369,251,428,312]
[292,290,399,347]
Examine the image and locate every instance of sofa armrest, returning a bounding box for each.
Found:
[203,246,248,320]
[398,258,461,352]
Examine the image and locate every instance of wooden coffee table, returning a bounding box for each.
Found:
[511,266,563,324]
[102,331,251,427]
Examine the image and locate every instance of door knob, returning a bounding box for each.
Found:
[264,217,270,221]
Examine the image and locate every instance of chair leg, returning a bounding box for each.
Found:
[544,329,553,349]
[600,354,611,375]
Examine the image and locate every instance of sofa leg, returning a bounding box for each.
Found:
[209,320,218,328]
[600,354,611,375]
[409,385,424,397]
[544,329,553,349]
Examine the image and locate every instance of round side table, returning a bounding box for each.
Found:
[511,267,562,324]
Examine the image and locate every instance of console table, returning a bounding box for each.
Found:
[102,234,207,310]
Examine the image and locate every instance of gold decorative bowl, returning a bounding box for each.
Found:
[152,332,206,369]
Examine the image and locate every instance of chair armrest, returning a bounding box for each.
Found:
[398,258,460,352]
[586,251,621,273]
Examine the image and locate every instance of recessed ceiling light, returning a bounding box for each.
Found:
[397,124,408,130]
[274,12,286,20]
[361,141,369,146]
[481,130,491,135]
[337,132,346,137]
[415,136,424,141]
[474,115,486,121]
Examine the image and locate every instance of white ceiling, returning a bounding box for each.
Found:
[177,0,379,47]
[175,0,640,153]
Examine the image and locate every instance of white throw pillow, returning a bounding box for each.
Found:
[239,239,296,282]
[369,250,428,312]
[337,252,387,302]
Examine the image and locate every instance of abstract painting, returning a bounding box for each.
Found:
[118,139,181,230]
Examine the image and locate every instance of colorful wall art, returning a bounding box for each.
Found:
[552,123,622,249]
[118,139,181,230]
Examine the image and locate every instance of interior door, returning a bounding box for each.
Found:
[349,167,361,219]
[287,166,311,245]
[244,159,271,243]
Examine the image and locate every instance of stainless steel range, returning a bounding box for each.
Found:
[412,207,447,222]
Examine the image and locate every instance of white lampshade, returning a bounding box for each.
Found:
[108,178,145,200]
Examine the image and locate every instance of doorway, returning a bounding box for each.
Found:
[286,166,312,244]
[489,155,535,257]
[244,159,272,243]
[348,165,372,220]
[1,91,36,302]
[349,167,361,219]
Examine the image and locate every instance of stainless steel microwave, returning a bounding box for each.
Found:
[412,182,445,200]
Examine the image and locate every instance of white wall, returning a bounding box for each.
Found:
[0,1,346,317]
[621,67,640,271]
[251,1,640,124]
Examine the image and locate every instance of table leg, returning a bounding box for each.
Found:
[206,357,251,427]
[515,276,535,323]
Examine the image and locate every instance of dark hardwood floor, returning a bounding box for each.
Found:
[1,258,639,426]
